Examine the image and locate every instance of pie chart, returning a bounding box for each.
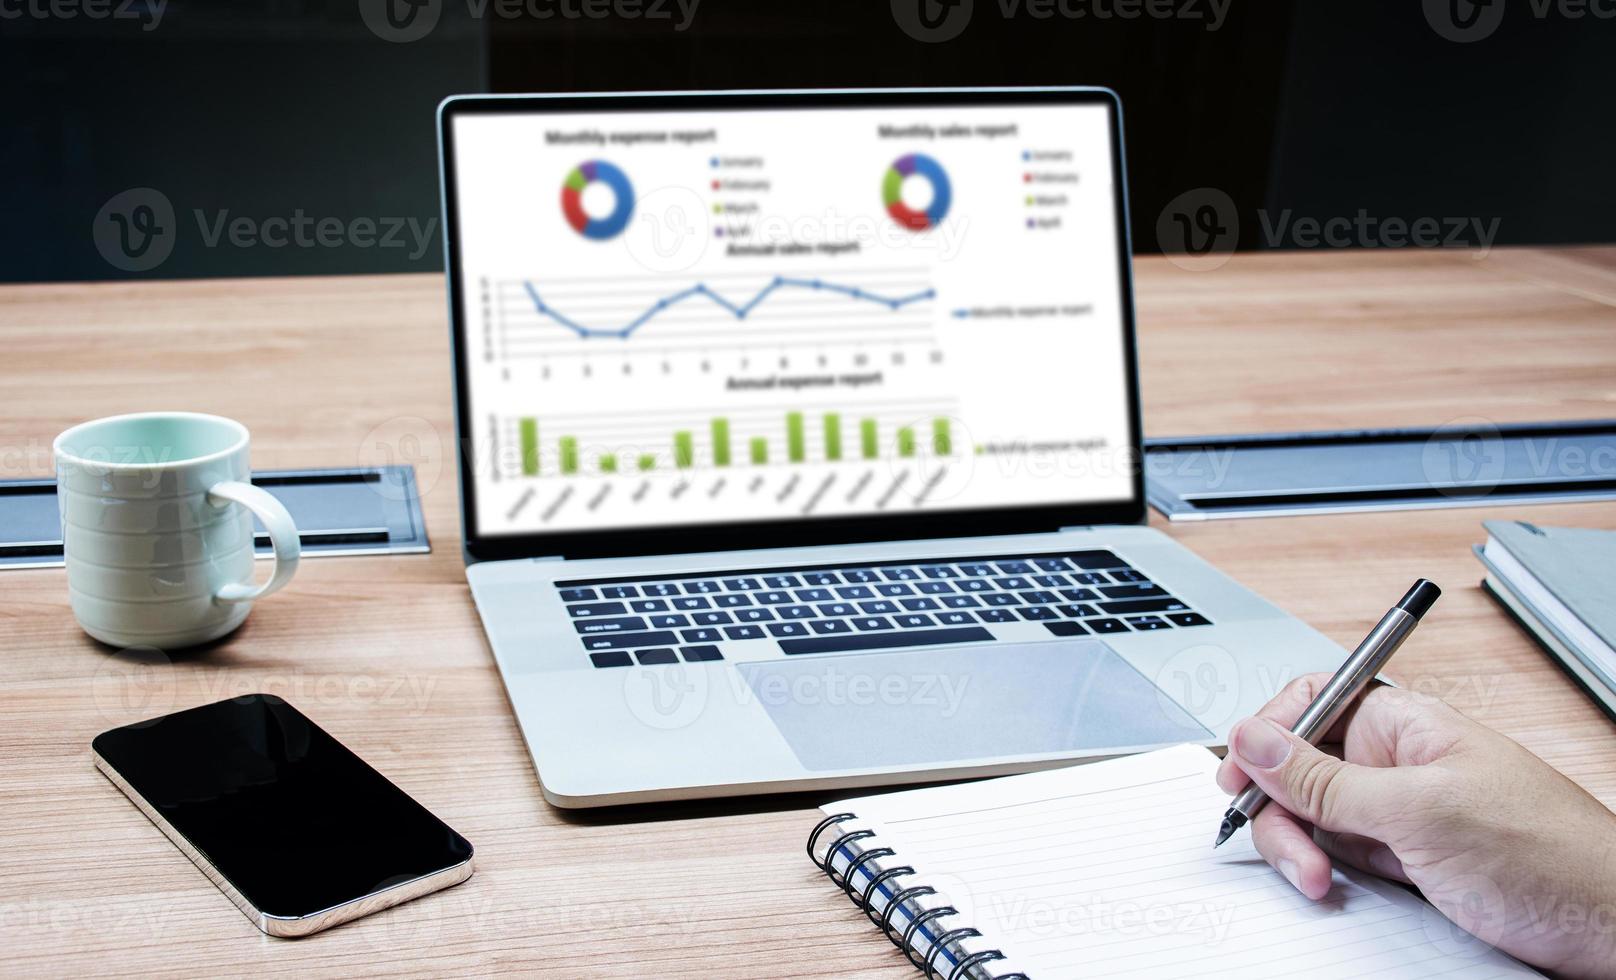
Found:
[883,153,952,230]
[561,160,635,240]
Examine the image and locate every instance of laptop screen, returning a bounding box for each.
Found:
[445,92,1138,549]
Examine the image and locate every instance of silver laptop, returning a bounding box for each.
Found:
[437,87,1343,807]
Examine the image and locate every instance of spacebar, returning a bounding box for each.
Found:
[777,626,994,656]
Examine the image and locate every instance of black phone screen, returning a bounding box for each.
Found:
[93,694,473,919]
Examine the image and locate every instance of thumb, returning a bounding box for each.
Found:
[1228,716,1397,835]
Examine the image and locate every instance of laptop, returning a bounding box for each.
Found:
[437,87,1344,807]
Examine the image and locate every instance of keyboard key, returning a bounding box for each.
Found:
[763,575,800,588]
[685,580,721,594]
[1126,616,1172,631]
[589,651,632,668]
[1085,617,1129,634]
[796,588,833,602]
[976,609,1016,623]
[853,616,893,631]
[737,607,774,622]
[600,585,639,599]
[916,581,956,595]
[901,597,940,611]
[715,593,753,608]
[1060,588,1099,602]
[995,561,1034,574]
[681,628,723,643]
[573,616,648,635]
[642,583,680,597]
[937,611,975,626]
[941,595,981,609]
[1033,574,1069,588]
[803,571,840,586]
[649,614,691,629]
[982,593,1019,607]
[1018,590,1058,605]
[558,588,598,602]
[920,566,959,579]
[1044,621,1088,637]
[693,611,733,626]
[810,619,852,635]
[630,599,669,613]
[876,583,915,597]
[673,596,712,610]
[1069,550,1125,569]
[779,626,993,656]
[635,648,678,665]
[779,604,816,619]
[839,569,880,584]
[836,585,875,600]
[756,590,793,604]
[860,600,900,615]
[993,576,1030,590]
[1056,603,1097,618]
[1109,568,1150,583]
[818,602,857,618]
[583,630,677,650]
[1073,572,1109,585]
[895,613,935,628]
[768,622,810,637]
[1168,612,1213,627]
[1018,606,1058,621]
[722,577,761,591]
[723,625,765,640]
[1100,583,1169,600]
[957,579,993,593]
[567,602,627,618]
[958,563,995,576]
[681,645,724,662]
[1100,597,1190,616]
[1034,558,1072,572]
[882,567,922,581]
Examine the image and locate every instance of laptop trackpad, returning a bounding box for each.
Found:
[737,640,1212,772]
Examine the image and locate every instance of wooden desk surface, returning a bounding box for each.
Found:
[3,246,1615,976]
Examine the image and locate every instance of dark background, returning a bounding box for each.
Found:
[3,0,1613,282]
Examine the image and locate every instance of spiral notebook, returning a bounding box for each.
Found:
[807,745,1538,979]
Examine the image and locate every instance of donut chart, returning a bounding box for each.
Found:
[882,153,952,230]
[561,160,634,240]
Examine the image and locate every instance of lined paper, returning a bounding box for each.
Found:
[829,745,1537,979]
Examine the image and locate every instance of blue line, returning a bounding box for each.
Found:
[523,276,936,340]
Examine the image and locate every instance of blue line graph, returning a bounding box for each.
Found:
[522,276,935,340]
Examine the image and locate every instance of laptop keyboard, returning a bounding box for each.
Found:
[561,550,1212,667]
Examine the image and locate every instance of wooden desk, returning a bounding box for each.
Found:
[4,247,1614,975]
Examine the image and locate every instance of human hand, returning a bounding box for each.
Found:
[1216,674,1616,978]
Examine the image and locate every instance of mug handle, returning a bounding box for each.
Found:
[207,481,301,604]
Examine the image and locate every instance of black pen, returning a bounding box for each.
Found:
[1214,579,1442,847]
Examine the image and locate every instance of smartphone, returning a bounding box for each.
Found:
[93,693,474,937]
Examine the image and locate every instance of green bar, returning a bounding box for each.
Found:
[898,426,916,458]
[823,413,842,461]
[711,419,731,467]
[559,436,578,474]
[932,418,952,456]
[787,412,805,462]
[674,431,694,469]
[860,418,878,460]
[519,418,539,476]
[637,454,656,471]
[750,437,768,465]
[599,454,617,473]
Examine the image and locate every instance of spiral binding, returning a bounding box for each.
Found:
[806,812,1030,980]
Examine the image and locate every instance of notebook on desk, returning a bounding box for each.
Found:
[807,745,1537,979]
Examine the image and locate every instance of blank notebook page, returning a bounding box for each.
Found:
[830,745,1537,979]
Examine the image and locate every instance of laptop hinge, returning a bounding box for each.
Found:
[1058,525,1097,533]
[531,555,566,562]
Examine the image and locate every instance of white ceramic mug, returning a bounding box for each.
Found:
[53,412,301,648]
